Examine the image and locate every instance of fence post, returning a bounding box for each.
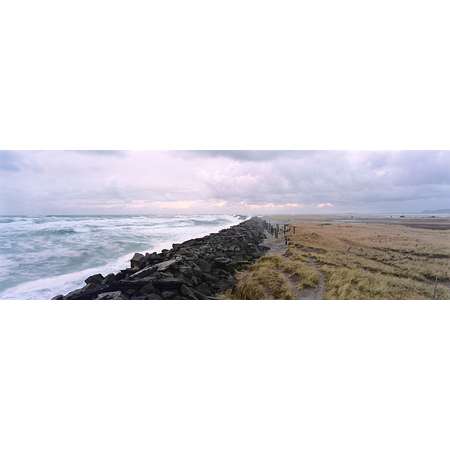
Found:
[433,275,438,299]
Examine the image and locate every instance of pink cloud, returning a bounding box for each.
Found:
[317,202,334,208]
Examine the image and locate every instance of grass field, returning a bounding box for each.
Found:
[230,217,450,300]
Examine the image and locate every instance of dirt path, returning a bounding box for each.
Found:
[263,232,325,300]
[265,234,288,256]
[298,257,326,300]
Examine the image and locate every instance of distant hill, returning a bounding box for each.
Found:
[422,209,450,214]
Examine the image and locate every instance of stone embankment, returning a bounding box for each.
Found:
[54,217,267,300]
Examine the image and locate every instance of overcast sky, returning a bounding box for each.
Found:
[1,150,449,215]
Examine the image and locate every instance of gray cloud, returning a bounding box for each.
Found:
[175,150,321,162]
[1,150,450,215]
[70,150,127,157]
[0,151,21,171]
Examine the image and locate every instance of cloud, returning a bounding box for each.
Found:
[241,202,305,209]
[70,151,127,157]
[1,150,450,215]
[152,200,197,209]
[0,151,21,171]
[175,150,317,162]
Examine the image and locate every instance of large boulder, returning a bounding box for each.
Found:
[130,253,146,270]
[96,291,127,300]
[213,256,232,270]
[129,258,180,279]
[153,258,180,272]
[145,252,163,263]
[85,273,104,285]
[139,282,156,295]
[153,277,184,290]
[102,273,116,284]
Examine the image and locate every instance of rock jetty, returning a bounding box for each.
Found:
[54,217,268,300]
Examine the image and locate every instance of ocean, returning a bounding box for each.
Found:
[0,214,247,300]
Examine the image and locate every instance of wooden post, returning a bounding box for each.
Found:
[433,275,438,299]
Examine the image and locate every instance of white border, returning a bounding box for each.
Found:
[1,300,450,450]
[1,1,449,150]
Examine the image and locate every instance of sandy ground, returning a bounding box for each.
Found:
[265,214,450,230]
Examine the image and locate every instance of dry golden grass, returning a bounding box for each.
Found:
[232,220,450,300]
[228,255,319,299]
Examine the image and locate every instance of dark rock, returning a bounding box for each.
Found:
[96,291,127,300]
[196,283,213,296]
[145,252,163,264]
[215,279,233,292]
[141,293,162,300]
[129,265,156,279]
[102,273,116,284]
[114,271,126,281]
[180,284,199,299]
[65,284,110,299]
[230,260,251,270]
[130,253,146,269]
[51,295,64,300]
[63,288,86,299]
[213,256,232,269]
[201,272,220,283]
[153,277,184,290]
[85,273,104,285]
[197,260,212,272]
[190,288,209,300]
[129,259,180,280]
[139,282,155,295]
[178,265,193,277]
[161,290,177,299]
[84,282,98,292]
[111,277,156,290]
[191,263,203,275]
[152,258,180,272]
[190,275,200,286]
[120,268,136,276]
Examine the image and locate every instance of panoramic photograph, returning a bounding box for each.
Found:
[1,150,450,300]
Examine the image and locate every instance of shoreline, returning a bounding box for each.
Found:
[54,217,267,300]
[0,214,248,299]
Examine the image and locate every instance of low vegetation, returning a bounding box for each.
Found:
[231,220,450,300]
[229,255,319,299]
